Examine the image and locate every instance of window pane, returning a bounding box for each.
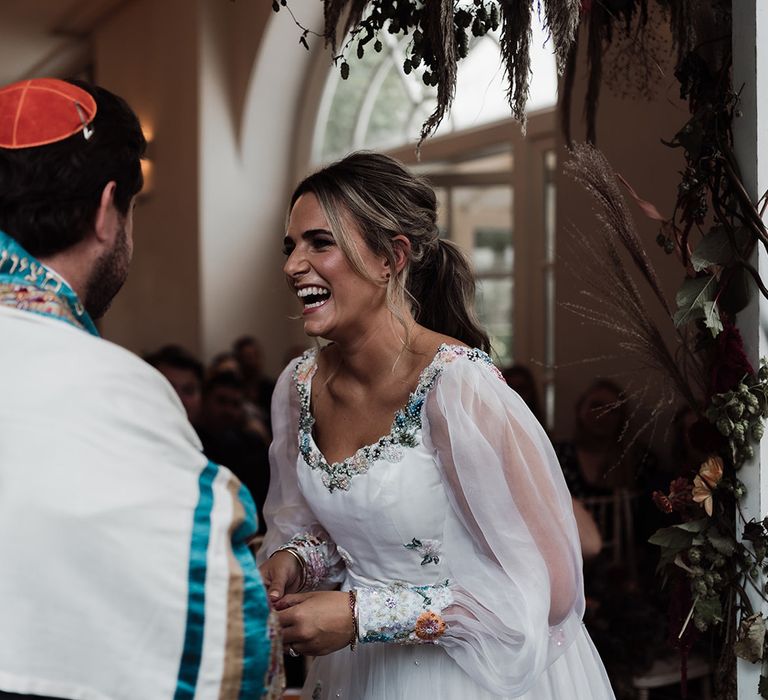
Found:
[318,49,386,162]
[476,277,513,365]
[445,185,513,364]
[365,63,415,150]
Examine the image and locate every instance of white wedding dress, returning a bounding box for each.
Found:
[259,345,615,699]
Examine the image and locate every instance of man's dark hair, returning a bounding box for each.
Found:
[0,79,146,258]
[232,335,257,355]
[144,345,204,383]
[203,370,244,397]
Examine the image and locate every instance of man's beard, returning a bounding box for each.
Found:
[83,223,131,320]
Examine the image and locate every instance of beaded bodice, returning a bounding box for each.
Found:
[293,344,499,493]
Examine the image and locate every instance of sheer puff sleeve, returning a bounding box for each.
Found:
[422,355,585,695]
[256,357,344,589]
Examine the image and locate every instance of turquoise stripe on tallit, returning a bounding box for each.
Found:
[234,484,271,699]
[174,461,218,700]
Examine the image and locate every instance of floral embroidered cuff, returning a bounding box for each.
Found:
[276,533,334,591]
[355,581,453,645]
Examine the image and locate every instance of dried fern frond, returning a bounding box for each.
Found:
[323,0,368,55]
[542,0,580,70]
[565,143,672,316]
[420,0,457,144]
[563,144,703,410]
[320,1,580,141]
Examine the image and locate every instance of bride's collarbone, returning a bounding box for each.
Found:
[310,382,414,461]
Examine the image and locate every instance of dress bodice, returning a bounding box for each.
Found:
[291,345,497,587]
[299,430,451,587]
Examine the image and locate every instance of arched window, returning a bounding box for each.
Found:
[313,23,557,162]
[309,15,558,425]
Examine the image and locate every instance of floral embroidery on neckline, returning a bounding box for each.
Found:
[293,343,500,493]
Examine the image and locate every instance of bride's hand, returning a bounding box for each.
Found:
[275,591,355,656]
[259,550,304,603]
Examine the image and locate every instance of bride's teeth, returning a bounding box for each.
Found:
[297,286,329,298]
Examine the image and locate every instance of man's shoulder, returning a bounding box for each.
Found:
[1,305,178,406]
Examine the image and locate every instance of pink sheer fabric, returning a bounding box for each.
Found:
[257,358,345,589]
[423,358,585,693]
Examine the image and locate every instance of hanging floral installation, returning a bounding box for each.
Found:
[272,0,580,143]
[270,0,768,697]
[562,3,768,696]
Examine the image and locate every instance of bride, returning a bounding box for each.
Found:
[257,152,615,699]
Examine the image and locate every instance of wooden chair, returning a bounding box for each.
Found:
[580,487,638,578]
[579,489,714,697]
[631,653,711,699]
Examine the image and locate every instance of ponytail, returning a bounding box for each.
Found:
[407,238,490,353]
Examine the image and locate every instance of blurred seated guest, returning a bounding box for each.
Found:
[502,363,543,423]
[208,350,241,379]
[233,335,275,421]
[198,371,270,533]
[557,381,665,692]
[555,379,653,498]
[144,344,204,425]
[501,364,602,560]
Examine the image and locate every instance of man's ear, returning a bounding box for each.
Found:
[93,181,118,245]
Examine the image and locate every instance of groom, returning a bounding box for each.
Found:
[0,79,280,699]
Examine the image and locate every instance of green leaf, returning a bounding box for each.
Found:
[650,526,695,572]
[649,528,689,549]
[673,276,718,328]
[696,595,723,624]
[676,519,708,533]
[743,521,766,543]
[690,226,751,271]
[734,613,766,663]
[703,300,723,337]
[706,527,737,555]
[649,526,695,550]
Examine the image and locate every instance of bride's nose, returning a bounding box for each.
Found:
[284,246,309,278]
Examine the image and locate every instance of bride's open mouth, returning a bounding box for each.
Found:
[297,285,331,310]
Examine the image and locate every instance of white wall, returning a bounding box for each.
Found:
[199,1,323,374]
[95,0,202,357]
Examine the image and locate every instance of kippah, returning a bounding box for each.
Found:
[0,78,97,149]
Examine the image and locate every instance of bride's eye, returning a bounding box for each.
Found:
[313,236,334,250]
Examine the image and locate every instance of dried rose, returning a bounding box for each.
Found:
[652,491,673,514]
[668,477,694,511]
[692,455,724,516]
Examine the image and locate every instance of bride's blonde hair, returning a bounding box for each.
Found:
[289,151,490,352]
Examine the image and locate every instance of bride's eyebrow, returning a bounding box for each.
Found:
[282,228,335,252]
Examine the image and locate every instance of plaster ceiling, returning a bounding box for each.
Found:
[0,0,129,86]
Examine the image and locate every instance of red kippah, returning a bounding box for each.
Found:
[0,78,97,149]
